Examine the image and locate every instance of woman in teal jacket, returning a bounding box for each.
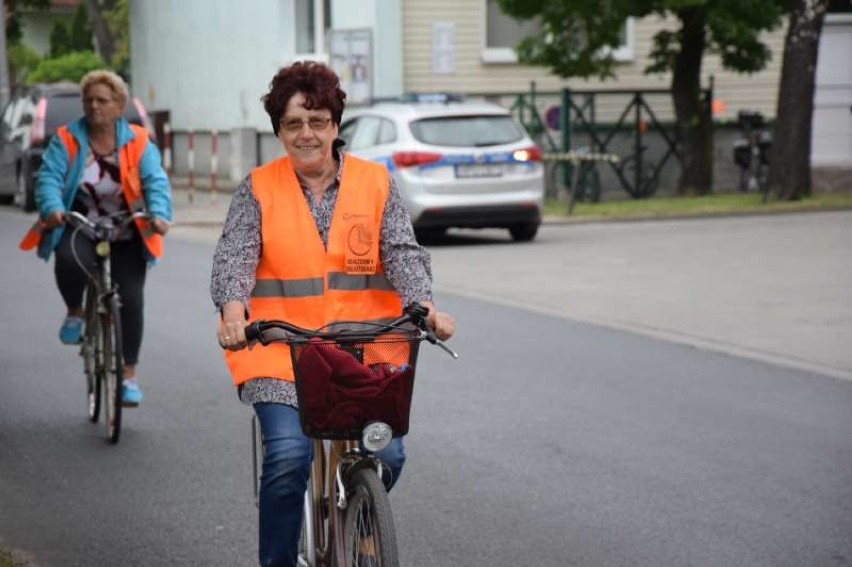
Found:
[25,70,171,407]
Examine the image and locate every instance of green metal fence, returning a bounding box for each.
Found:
[470,81,714,202]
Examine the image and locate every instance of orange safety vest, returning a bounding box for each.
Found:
[19,124,163,258]
[224,154,403,386]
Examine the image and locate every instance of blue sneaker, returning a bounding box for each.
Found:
[122,379,144,407]
[59,316,84,345]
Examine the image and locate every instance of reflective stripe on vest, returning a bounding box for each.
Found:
[224,154,402,386]
[250,272,395,298]
[252,277,325,298]
[327,272,395,292]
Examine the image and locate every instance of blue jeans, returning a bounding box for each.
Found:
[253,402,406,567]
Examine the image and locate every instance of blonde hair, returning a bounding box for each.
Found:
[80,70,129,108]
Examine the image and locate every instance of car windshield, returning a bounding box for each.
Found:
[409,115,524,147]
[45,94,83,134]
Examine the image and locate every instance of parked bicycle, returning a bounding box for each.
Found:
[617,147,659,199]
[246,303,458,567]
[65,209,151,444]
[733,110,772,202]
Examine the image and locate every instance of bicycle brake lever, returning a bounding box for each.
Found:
[436,340,459,359]
[422,327,459,359]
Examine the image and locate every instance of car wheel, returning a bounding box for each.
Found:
[509,223,538,242]
[414,227,446,244]
[15,171,36,212]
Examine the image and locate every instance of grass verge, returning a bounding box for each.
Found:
[0,549,30,567]
[544,191,852,220]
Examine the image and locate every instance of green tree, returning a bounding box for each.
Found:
[4,0,50,45]
[767,0,831,201]
[7,43,41,85]
[496,0,786,195]
[48,19,72,57]
[48,4,93,58]
[26,50,104,84]
[84,0,116,70]
[100,0,129,76]
[68,3,94,52]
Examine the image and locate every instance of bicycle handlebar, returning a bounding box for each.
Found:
[65,210,152,241]
[245,302,459,359]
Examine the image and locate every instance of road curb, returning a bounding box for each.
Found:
[170,203,852,229]
[542,204,852,226]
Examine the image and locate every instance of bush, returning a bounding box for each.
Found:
[7,43,42,86]
[26,51,106,84]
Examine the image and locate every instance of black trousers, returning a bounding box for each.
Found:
[54,228,148,366]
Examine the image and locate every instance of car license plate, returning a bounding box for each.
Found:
[455,163,503,178]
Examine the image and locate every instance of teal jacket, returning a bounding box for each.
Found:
[34,116,172,262]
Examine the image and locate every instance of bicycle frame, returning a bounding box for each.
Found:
[90,237,118,315]
[67,210,150,443]
[252,417,363,566]
[303,438,350,566]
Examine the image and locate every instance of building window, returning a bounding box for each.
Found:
[295,0,332,56]
[482,0,633,63]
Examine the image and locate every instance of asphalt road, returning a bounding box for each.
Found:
[1,206,851,566]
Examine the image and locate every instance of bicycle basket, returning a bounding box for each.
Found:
[289,325,423,439]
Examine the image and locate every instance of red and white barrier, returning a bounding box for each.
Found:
[187,128,195,203]
[170,128,226,205]
[163,122,172,177]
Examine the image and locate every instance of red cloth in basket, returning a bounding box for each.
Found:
[295,339,414,434]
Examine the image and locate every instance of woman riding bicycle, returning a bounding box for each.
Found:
[210,61,454,567]
[19,69,172,407]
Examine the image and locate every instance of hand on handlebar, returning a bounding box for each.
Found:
[44,210,65,229]
[150,217,170,235]
[218,300,249,351]
[421,300,455,342]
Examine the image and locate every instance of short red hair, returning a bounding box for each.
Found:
[262,61,347,135]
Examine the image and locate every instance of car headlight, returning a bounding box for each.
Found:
[362,422,393,452]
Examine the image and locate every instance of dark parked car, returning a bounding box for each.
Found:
[0,82,155,212]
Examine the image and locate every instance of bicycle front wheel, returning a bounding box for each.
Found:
[83,284,101,423]
[101,295,124,443]
[343,468,399,567]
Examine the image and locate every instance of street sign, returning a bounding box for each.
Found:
[545,105,560,130]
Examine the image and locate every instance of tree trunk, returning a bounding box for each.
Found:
[85,0,115,65]
[0,3,10,109]
[768,0,829,200]
[672,8,713,195]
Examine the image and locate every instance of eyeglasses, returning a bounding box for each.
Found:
[83,95,117,106]
[279,117,334,134]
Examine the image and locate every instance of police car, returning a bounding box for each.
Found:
[338,94,544,242]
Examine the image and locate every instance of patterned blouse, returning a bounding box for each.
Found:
[72,148,133,239]
[210,144,433,407]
